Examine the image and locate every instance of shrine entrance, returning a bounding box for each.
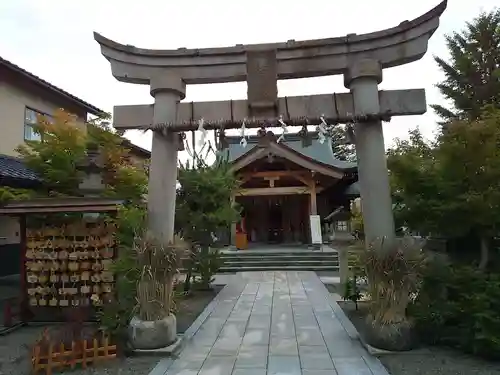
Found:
[238,195,310,245]
[228,131,353,247]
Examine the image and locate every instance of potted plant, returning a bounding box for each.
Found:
[127,232,187,350]
[360,236,427,351]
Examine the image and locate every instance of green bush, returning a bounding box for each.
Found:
[410,257,500,359]
[97,206,144,349]
[176,154,239,292]
[193,247,223,290]
[342,276,362,310]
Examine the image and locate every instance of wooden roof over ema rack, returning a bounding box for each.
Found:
[0,197,123,215]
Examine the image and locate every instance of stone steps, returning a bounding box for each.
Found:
[217,250,339,272]
[219,265,339,272]
[223,259,339,267]
[221,251,337,256]
[221,252,338,259]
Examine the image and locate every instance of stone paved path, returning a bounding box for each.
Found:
[152,271,388,375]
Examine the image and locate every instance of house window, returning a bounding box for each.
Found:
[24,108,43,141]
[335,221,349,232]
[24,108,53,141]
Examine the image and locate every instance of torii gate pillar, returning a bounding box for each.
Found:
[345,59,395,246]
[148,76,185,244]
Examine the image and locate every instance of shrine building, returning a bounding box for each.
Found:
[221,130,359,247]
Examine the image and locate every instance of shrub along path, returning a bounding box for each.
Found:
[150,271,387,375]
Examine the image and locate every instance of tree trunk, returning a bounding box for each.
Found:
[479,235,489,270]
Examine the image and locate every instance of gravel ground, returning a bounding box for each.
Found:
[1,326,45,375]
[0,287,221,375]
[336,299,500,375]
[379,348,500,375]
[176,286,222,333]
[0,326,161,375]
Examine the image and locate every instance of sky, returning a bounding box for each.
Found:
[1,0,498,161]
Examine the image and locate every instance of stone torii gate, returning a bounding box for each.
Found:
[94,1,447,248]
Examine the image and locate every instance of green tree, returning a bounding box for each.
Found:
[330,125,356,162]
[11,109,149,346]
[16,109,87,196]
[431,9,500,123]
[176,152,239,290]
[15,109,148,204]
[0,186,34,203]
[387,128,438,235]
[388,109,500,269]
[176,157,239,244]
[87,123,148,206]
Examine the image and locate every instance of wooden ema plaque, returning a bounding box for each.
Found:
[24,221,116,310]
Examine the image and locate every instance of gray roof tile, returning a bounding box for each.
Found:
[224,132,357,170]
[0,154,40,182]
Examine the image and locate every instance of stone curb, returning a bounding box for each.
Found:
[327,296,418,357]
[328,297,359,340]
[147,280,233,375]
[132,336,183,357]
[326,291,390,374]
[0,322,26,336]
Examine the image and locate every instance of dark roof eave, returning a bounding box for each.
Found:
[0,57,106,117]
[121,139,151,157]
[277,142,351,174]
[0,177,42,189]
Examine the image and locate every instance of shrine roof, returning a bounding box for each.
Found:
[223,132,357,171]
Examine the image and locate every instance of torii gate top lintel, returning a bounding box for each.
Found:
[93,0,446,86]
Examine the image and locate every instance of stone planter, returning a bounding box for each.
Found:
[362,315,416,351]
[128,314,177,350]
